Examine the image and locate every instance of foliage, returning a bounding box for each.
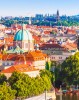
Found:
[8,71,52,99]
[45,61,52,71]
[50,31,56,34]
[45,62,49,70]
[8,71,30,86]
[0,82,16,100]
[59,52,79,85]
[12,79,28,99]
[0,74,7,85]
[40,69,54,83]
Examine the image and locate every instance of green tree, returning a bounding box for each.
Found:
[0,74,7,85]
[41,75,52,91]
[0,82,16,100]
[8,72,32,99]
[40,69,54,83]
[60,52,79,85]
[12,79,28,99]
[8,71,52,99]
[45,62,49,70]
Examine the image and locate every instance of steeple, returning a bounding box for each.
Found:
[56,10,60,22]
[57,10,59,17]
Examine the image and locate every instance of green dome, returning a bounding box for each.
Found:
[14,29,33,41]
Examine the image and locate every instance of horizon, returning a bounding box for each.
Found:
[0,0,79,17]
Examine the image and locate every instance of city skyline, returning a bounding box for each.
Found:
[0,0,79,17]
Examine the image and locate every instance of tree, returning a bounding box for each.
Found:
[59,52,79,85]
[12,79,28,99]
[0,82,16,100]
[8,71,52,99]
[8,71,30,86]
[40,69,54,83]
[0,74,7,85]
[8,72,33,99]
[45,62,49,70]
[41,75,52,91]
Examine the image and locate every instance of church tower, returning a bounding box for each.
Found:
[56,10,60,22]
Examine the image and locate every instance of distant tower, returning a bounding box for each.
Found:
[56,10,60,22]
[29,17,32,25]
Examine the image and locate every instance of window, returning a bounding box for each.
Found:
[10,46,12,50]
[52,57,55,59]
[59,57,62,59]
[7,62,9,65]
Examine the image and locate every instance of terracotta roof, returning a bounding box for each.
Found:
[4,35,14,44]
[2,51,47,62]
[44,31,50,34]
[26,50,47,61]
[0,53,2,59]
[2,64,38,73]
[62,42,77,51]
[39,43,63,49]
[67,29,76,34]
[67,42,77,48]
[33,35,41,43]
[0,44,4,50]
[2,54,26,61]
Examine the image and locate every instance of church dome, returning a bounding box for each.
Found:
[14,29,33,41]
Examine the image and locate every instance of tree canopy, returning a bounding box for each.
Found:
[8,71,52,99]
[0,82,16,100]
[0,74,7,85]
[59,52,79,85]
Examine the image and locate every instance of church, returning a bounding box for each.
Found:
[13,24,34,52]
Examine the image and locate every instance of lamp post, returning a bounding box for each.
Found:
[77,84,78,90]
[45,89,47,100]
[60,85,62,100]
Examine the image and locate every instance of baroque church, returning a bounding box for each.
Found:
[13,24,34,52]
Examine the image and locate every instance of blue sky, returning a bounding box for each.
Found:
[0,0,79,17]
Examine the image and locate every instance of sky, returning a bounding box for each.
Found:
[0,0,79,17]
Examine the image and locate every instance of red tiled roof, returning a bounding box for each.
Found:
[33,35,41,41]
[44,31,50,34]
[67,42,77,48]
[26,50,47,61]
[2,64,38,73]
[62,42,77,51]
[2,66,15,73]
[67,29,76,34]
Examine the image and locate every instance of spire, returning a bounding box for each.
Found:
[56,10,60,22]
[57,10,59,16]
